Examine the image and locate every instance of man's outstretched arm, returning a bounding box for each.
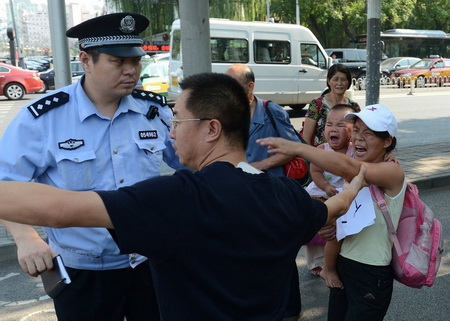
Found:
[0,182,112,228]
[324,165,366,226]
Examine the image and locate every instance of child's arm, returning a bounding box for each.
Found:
[310,145,339,197]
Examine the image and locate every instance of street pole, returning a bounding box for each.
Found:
[8,0,21,67]
[179,0,211,77]
[6,26,16,67]
[266,0,270,21]
[296,0,300,25]
[366,0,381,106]
[47,0,71,88]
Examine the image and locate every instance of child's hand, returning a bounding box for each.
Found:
[324,184,339,197]
[384,151,399,164]
[256,137,302,157]
[319,224,336,241]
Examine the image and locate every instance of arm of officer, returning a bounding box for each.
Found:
[1,219,56,276]
[0,182,112,229]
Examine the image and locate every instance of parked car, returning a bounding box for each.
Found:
[27,58,51,70]
[70,61,85,78]
[325,48,367,79]
[0,62,44,99]
[39,68,55,92]
[24,59,47,72]
[380,57,420,78]
[38,61,85,93]
[391,57,450,87]
[139,53,170,96]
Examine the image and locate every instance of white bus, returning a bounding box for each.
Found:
[168,19,333,110]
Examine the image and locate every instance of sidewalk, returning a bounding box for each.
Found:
[1,141,450,248]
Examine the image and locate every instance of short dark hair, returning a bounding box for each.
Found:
[373,131,397,153]
[327,63,352,89]
[84,48,101,63]
[180,73,250,150]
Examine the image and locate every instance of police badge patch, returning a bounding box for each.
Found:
[119,15,136,33]
[58,139,85,150]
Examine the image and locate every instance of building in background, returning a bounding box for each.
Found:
[0,0,105,59]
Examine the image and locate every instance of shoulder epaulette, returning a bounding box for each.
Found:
[27,91,70,118]
[132,89,167,106]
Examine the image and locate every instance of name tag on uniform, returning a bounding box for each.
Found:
[139,130,158,139]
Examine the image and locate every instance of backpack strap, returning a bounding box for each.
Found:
[312,96,323,144]
[301,96,323,146]
[262,100,280,137]
[263,100,308,144]
[316,95,323,114]
[369,185,402,255]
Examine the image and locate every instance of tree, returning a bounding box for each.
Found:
[209,0,266,21]
[105,0,449,48]
[409,0,450,31]
[105,0,179,39]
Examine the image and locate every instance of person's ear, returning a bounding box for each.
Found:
[205,119,222,142]
[247,81,255,93]
[383,136,393,149]
[79,51,91,71]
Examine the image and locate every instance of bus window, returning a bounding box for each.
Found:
[354,29,450,59]
[254,40,291,64]
[300,43,326,69]
[211,38,248,63]
[171,29,181,61]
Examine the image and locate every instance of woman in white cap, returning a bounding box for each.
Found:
[258,104,406,321]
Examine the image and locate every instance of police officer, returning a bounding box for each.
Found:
[0,13,183,321]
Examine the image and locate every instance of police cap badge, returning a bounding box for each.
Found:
[66,13,149,58]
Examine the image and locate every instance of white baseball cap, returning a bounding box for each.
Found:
[345,104,397,137]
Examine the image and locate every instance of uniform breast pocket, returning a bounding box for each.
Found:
[134,140,167,177]
[55,150,97,190]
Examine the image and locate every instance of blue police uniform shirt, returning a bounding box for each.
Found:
[246,97,301,177]
[0,78,183,270]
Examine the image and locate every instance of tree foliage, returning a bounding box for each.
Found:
[104,0,450,47]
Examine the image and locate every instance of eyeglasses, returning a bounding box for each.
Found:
[169,118,212,130]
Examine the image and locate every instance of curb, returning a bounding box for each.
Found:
[412,175,450,192]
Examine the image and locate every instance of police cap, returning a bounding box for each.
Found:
[66,13,149,58]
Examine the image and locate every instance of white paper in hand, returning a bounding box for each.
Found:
[336,187,376,241]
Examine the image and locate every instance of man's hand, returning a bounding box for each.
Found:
[324,165,367,226]
[346,165,367,193]
[318,224,336,241]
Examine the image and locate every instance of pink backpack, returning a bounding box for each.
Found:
[370,183,444,288]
